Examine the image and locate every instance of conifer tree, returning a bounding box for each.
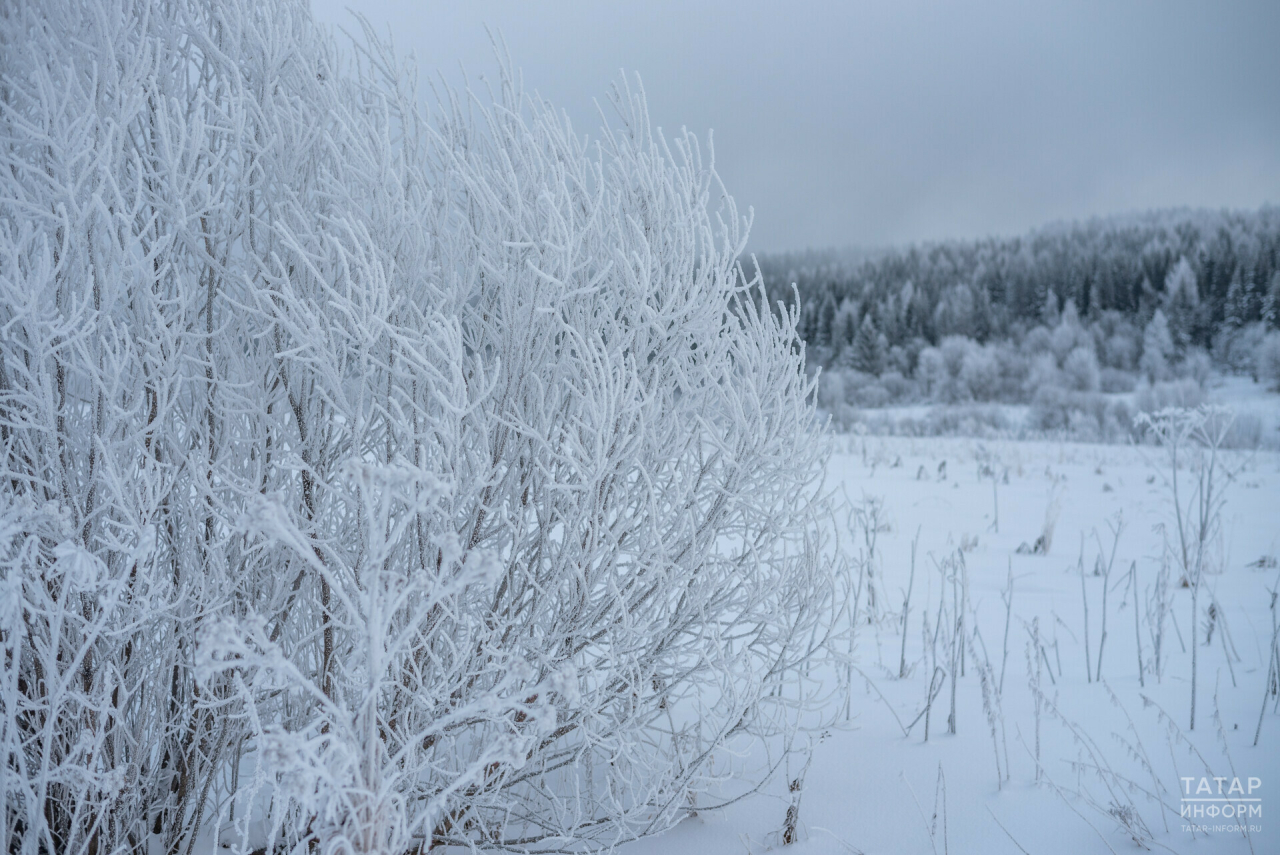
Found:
[1264,271,1280,330]
[851,313,886,374]
[1162,256,1200,352]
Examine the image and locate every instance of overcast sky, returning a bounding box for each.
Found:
[312,1,1280,253]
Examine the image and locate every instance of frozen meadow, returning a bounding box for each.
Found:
[623,425,1280,855]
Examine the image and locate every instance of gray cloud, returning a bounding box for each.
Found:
[312,1,1280,252]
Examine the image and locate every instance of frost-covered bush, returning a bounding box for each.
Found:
[915,335,981,403]
[878,370,914,402]
[856,383,892,408]
[1062,345,1101,392]
[992,341,1030,397]
[1027,389,1131,440]
[885,343,913,377]
[1049,312,1089,365]
[843,369,881,396]
[1092,310,1140,371]
[1177,347,1213,387]
[0,2,838,852]
[1211,322,1268,376]
[1104,398,1137,441]
[1103,330,1140,371]
[1021,324,1053,358]
[1027,387,1079,431]
[818,366,892,410]
[1135,380,1208,414]
[922,404,1013,437]
[959,344,1001,401]
[939,335,973,379]
[916,346,947,399]
[1025,352,1063,397]
[1099,367,1138,394]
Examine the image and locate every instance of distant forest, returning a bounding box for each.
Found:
[753,207,1280,438]
[760,206,1280,371]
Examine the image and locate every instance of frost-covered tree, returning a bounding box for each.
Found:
[831,300,859,361]
[815,291,837,348]
[1141,309,1175,383]
[1162,256,1201,353]
[958,344,1001,401]
[1049,301,1089,366]
[848,314,886,375]
[1062,345,1101,392]
[1264,271,1280,329]
[0,1,840,852]
[916,346,947,400]
[1222,275,1250,331]
[1042,288,1061,326]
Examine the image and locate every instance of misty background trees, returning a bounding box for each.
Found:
[758,208,1280,434]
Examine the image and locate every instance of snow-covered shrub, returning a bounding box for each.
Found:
[1099,367,1138,393]
[1027,387,1076,431]
[856,383,892,408]
[878,370,914,402]
[819,367,891,410]
[1025,352,1063,397]
[1020,324,1053,358]
[885,343,913,377]
[922,404,1012,437]
[1211,321,1267,376]
[1102,398,1136,440]
[1062,345,1101,392]
[1135,380,1208,415]
[1092,310,1140,371]
[958,344,1001,401]
[916,346,948,399]
[1103,330,1140,371]
[939,335,973,380]
[1028,388,1130,439]
[0,1,839,851]
[992,341,1030,398]
[1049,309,1089,365]
[917,335,979,403]
[1177,347,1213,387]
[843,369,881,396]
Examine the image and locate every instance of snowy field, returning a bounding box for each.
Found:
[622,432,1280,855]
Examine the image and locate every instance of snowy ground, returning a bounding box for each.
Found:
[624,433,1280,855]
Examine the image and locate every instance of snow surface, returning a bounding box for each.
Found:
[618,434,1280,855]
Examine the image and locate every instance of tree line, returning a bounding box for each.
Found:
[756,207,1280,379]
